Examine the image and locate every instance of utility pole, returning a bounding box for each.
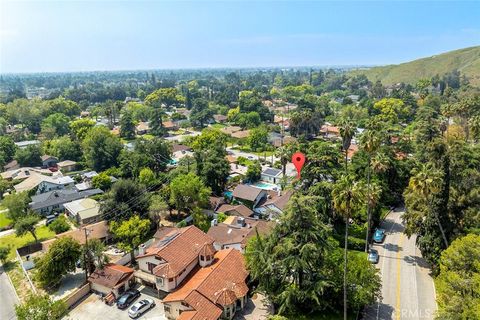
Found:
[83,227,91,282]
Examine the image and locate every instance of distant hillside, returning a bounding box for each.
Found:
[351,46,480,87]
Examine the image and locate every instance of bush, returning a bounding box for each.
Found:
[48,216,71,234]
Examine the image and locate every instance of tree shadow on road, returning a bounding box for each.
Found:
[362,302,394,320]
[383,243,402,252]
[403,254,431,269]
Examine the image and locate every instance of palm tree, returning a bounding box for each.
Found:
[332,175,365,320]
[371,152,391,175]
[339,120,356,173]
[364,182,382,251]
[275,145,292,177]
[469,115,480,143]
[360,130,381,252]
[407,163,449,248]
[81,238,110,276]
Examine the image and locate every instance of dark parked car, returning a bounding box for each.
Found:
[116,289,140,309]
[368,249,379,264]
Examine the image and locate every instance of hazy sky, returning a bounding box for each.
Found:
[1,1,479,73]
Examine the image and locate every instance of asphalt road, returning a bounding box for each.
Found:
[364,208,437,320]
[0,265,19,320]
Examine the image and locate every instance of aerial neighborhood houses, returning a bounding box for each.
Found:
[132,225,250,320]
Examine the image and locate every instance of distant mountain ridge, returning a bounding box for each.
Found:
[351,46,480,87]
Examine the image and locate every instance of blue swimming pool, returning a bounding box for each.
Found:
[251,181,279,190]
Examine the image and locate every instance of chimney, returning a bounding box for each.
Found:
[138,243,146,256]
[211,219,218,227]
[237,217,246,227]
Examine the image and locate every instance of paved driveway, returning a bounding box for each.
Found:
[67,289,166,320]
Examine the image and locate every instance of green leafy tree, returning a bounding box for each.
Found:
[69,118,96,141]
[216,212,227,223]
[120,110,135,139]
[110,215,151,264]
[332,175,365,320]
[192,208,210,232]
[191,128,228,151]
[0,245,10,264]
[194,146,230,195]
[3,192,30,221]
[48,216,70,234]
[100,179,150,221]
[0,135,16,163]
[190,98,213,128]
[403,163,449,248]
[148,194,170,226]
[246,195,331,314]
[80,238,110,276]
[138,167,157,188]
[15,214,41,242]
[15,145,42,167]
[82,126,122,171]
[35,237,81,288]
[436,234,480,319]
[169,173,211,215]
[324,248,381,312]
[15,294,67,320]
[245,160,262,182]
[43,136,82,162]
[91,172,112,190]
[248,125,268,151]
[41,113,70,138]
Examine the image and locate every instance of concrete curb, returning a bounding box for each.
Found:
[1,263,20,303]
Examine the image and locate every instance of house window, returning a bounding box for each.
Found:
[147,262,156,273]
[181,301,189,307]
[156,277,164,286]
[164,304,171,313]
[200,255,205,261]
[169,277,174,282]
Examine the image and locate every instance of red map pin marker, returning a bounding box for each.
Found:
[292,152,306,179]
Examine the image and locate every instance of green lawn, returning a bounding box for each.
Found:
[0,212,13,229]
[210,123,226,129]
[0,226,56,260]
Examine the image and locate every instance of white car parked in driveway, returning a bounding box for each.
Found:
[128,298,156,318]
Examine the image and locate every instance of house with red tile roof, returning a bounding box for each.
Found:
[163,248,248,320]
[134,226,216,293]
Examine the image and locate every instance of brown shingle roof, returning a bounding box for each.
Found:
[263,190,294,212]
[172,144,192,153]
[232,184,264,202]
[220,126,242,135]
[207,217,272,248]
[42,221,109,251]
[231,130,250,139]
[41,155,57,162]
[88,263,134,289]
[216,204,253,218]
[153,226,180,240]
[138,226,214,278]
